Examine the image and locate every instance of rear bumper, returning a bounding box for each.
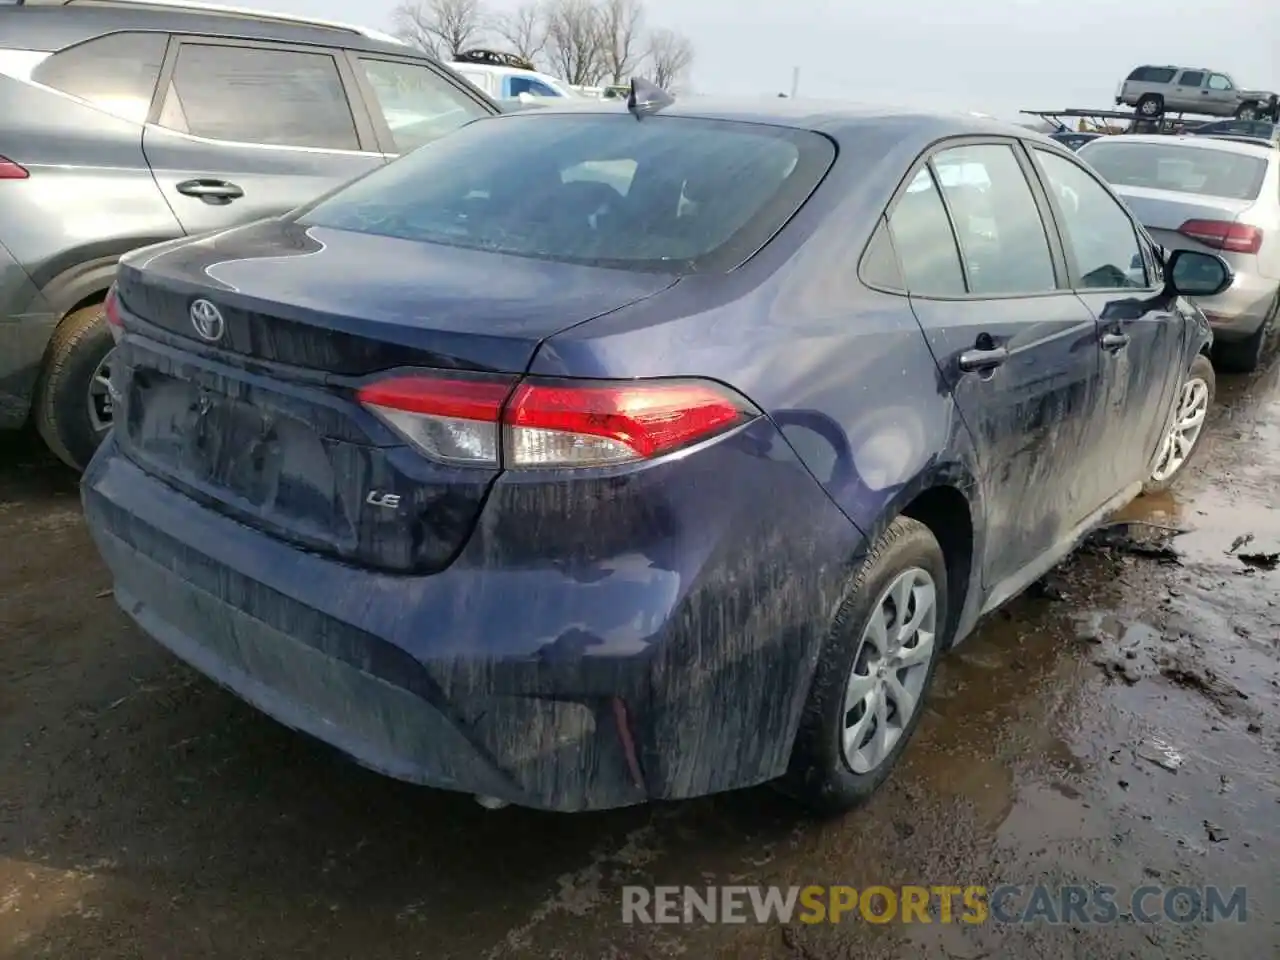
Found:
[1194,272,1278,342]
[82,426,863,811]
[0,239,56,429]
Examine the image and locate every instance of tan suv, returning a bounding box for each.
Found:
[1117,65,1279,121]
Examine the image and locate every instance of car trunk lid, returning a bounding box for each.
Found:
[111,219,678,573]
[1112,185,1259,259]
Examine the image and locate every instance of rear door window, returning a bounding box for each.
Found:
[32,31,168,123]
[301,113,834,273]
[157,42,359,150]
[1177,71,1205,88]
[930,143,1058,296]
[860,218,905,291]
[886,169,966,296]
[357,58,489,154]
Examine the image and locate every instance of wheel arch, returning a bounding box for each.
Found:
[33,236,175,321]
[853,460,983,653]
[39,256,124,321]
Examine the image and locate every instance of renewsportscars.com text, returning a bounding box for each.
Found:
[621,884,1248,925]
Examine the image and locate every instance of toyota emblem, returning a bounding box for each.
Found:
[190,298,225,342]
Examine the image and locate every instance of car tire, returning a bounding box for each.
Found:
[1144,353,1215,495]
[1211,311,1272,374]
[1235,103,1259,121]
[33,302,116,472]
[1137,95,1163,117]
[780,516,948,817]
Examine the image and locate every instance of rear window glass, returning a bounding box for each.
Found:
[1195,120,1277,139]
[1081,141,1268,200]
[300,113,835,273]
[1128,67,1176,83]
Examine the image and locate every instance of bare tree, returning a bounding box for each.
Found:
[644,27,693,91]
[596,0,644,84]
[391,2,439,55]
[544,0,606,86]
[492,2,549,64]
[392,0,487,59]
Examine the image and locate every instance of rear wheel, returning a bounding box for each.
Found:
[781,516,947,816]
[33,303,116,472]
[1212,295,1277,373]
[1145,353,1215,494]
[1137,95,1163,117]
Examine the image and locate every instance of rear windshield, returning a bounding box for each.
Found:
[1081,141,1268,200]
[299,113,835,273]
[1194,120,1278,140]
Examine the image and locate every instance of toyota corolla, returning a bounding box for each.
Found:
[82,95,1230,814]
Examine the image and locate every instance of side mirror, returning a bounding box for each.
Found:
[1166,248,1233,297]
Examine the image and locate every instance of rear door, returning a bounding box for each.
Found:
[342,53,494,157]
[891,139,1105,591]
[141,36,386,236]
[1029,146,1186,502]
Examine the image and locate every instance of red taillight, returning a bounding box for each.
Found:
[1178,219,1263,255]
[505,379,751,466]
[358,375,512,421]
[0,156,28,179]
[356,373,756,469]
[104,285,124,339]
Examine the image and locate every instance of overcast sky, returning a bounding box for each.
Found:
[254,0,1277,120]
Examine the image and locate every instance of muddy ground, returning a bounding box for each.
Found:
[2,360,1278,960]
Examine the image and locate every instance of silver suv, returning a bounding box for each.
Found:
[0,0,498,470]
[1116,65,1280,121]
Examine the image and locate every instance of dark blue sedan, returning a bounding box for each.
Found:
[83,98,1230,814]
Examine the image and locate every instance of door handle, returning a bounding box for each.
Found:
[1101,332,1131,352]
[958,346,1009,373]
[176,179,245,205]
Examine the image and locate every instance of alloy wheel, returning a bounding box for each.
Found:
[841,567,937,774]
[1150,376,1210,483]
[87,349,114,435]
